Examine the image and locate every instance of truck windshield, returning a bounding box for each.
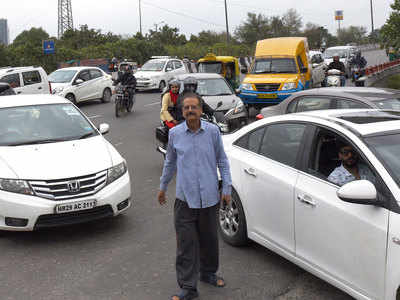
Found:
[251,58,297,74]
[198,62,222,74]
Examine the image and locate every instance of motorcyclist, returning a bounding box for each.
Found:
[114,65,137,107]
[160,79,180,129]
[350,50,367,69]
[326,54,346,87]
[175,76,214,122]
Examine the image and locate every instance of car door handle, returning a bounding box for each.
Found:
[244,168,257,177]
[38,86,42,90]
[17,91,22,94]
[297,195,316,207]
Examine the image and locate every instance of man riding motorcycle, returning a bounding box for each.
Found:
[175,76,214,122]
[113,65,137,107]
[326,54,346,87]
[160,79,180,129]
[350,50,367,82]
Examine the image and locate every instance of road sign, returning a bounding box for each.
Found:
[43,40,55,54]
[335,10,344,21]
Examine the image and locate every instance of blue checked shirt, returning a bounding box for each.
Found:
[160,120,232,209]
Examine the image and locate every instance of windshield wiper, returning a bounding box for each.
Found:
[214,93,232,96]
[9,138,68,146]
[79,132,95,139]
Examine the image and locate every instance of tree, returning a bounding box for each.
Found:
[13,27,49,47]
[147,25,187,46]
[337,26,367,45]
[381,0,400,49]
[234,13,271,45]
[281,9,303,36]
[302,23,328,49]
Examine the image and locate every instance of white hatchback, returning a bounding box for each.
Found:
[0,95,131,231]
[221,109,400,300]
[49,67,113,105]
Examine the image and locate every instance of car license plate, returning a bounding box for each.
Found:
[258,94,277,99]
[55,199,97,214]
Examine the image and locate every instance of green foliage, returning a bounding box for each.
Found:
[381,0,400,49]
[337,26,368,45]
[13,27,49,47]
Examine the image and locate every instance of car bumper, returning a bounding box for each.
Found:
[239,88,301,105]
[136,81,158,90]
[0,172,131,231]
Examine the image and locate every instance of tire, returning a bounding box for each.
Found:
[66,93,77,105]
[101,88,111,103]
[115,97,122,118]
[159,81,166,92]
[127,94,135,112]
[218,189,248,246]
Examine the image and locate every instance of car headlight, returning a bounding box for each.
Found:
[240,83,253,91]
[281,82,297,90]
[0,178,34,195]
[233,101,245,114]
[107,161,127,184]
[52,87,64,94]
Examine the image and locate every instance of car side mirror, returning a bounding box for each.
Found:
[337,180,378,205]
[235,89,241,95]
[301,67,308,73]
[75,78,84,85]
[98,123,110,135]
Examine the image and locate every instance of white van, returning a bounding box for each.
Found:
[0,66,51,95]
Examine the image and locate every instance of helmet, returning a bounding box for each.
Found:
[168,78,181,89]
[183,76,198,92]
[111,57,117,64]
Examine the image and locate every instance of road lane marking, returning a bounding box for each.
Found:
[88,115,103,119]
[114,142,123,147]
[144,102,160,107]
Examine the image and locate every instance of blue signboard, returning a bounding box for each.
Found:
[43,40,55,54]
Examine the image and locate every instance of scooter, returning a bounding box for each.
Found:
[114,84,135,117]
[325,69,343,87]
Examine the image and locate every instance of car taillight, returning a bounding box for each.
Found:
[256,114,264,120]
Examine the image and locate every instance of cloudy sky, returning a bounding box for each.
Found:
[2,0,393,40]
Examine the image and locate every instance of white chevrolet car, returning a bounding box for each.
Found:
[49,67,113,105]
[0,95,131,231]
[135,56,187,91]
[221,109,400,300]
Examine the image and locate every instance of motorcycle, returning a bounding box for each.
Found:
[114,84,135,117]
[156,102,225,158]
[351,65,365,87]
[325,69,343,87]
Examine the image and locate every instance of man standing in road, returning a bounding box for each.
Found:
[158,92,232,300]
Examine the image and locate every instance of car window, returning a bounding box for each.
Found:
[77,70,90,82]
[287,99,298,113]
[296,97,332,112]
[89,69,103,79]
[234,126,265,153]
[0,73,21,88]
[336,99,369,109]
[166,61,174,71]
[22,71,42,86]
[259,123,306,167]
[306,127,376,186]
[173,61,183,69]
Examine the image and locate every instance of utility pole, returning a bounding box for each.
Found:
[370,0,374,33]
[224,0,229,43]
[139,0,142,35]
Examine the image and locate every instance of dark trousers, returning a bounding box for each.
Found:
[174,199,219,291]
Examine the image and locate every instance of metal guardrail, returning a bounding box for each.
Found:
[360,59,400,87]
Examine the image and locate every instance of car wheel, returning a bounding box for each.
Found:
[66,93,77,105]
[218,189,248,246]
[102,88,111,103]
[159,81,166,92]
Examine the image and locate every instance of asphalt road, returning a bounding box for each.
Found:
[0,49,388,300]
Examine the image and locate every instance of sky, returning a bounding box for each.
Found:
[2,0,394,41]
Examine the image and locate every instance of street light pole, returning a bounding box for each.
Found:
[370,0,374,33]
[139,0,142,35]
[224,0,230,43]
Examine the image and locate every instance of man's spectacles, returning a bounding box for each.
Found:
[182,105,200,111]
[340,149,357,156]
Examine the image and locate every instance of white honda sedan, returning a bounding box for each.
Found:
[49,67,113,105]
[0,95,131,231]
[220,109,400,300]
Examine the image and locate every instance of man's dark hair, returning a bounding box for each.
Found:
[336,138,348,151]
[182,92,203,107]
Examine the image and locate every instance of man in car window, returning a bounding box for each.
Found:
[328,140,375,186]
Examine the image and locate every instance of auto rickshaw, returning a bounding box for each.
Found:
[197,53,240,89]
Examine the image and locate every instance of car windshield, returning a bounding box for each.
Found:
[251,58,297,74]
[140,60,166,71]
[365,133,400,187]
[372,98,400,110]
[196,78,233,96]
[198,62,222,74]
[48,70,77,83]
[324,49,348,59]
[0,104,98,146]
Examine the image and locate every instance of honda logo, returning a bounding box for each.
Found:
[67,180,80,193]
